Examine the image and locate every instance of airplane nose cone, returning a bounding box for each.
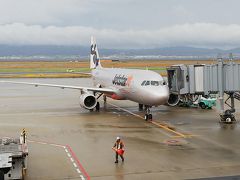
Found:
[155,86,169,104]
[145,86,169,106]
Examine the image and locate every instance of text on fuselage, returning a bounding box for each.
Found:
[112,74,133,86]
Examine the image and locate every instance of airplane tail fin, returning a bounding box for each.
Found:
[90,36,102,69]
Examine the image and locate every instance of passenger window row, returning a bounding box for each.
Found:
[141,80,166,86]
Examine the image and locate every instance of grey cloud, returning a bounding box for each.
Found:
[1,0,240,28]
[0,23,240,48]
[0,0,240,48]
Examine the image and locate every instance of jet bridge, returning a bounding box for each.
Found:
[167,56,240,123]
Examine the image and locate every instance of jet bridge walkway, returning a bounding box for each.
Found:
[167,56,240,123]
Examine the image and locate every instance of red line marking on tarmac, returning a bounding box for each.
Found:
[66,145,90,180]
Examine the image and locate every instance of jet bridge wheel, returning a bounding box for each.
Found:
[220,110,236,124]
[220,115,236,124]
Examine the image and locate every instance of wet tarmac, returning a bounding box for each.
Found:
[0,78,240,180]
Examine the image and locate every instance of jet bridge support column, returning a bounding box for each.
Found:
[217,57,225,115]
[217,57,237,123]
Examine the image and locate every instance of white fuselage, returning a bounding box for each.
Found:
[92,68,169,106]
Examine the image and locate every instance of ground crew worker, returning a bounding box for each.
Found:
[112,136,124,163]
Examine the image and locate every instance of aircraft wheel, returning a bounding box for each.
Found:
[148,114,152,120]
[144,114,149,121]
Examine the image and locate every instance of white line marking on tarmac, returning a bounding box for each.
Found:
[38,142,47,145]
[108,102,143,119]
[80,175,85,180]
[65,150,85,179]
[107,102,172,137]
[73,163,77,168]
[54,144,65,148]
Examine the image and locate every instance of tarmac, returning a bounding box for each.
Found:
[0,78,240,180]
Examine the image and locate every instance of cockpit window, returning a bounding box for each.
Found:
[141,80,146,86]
[145,81,150,86]
[141,80,167,86]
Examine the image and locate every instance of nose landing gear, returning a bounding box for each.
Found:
[144,106,152,121]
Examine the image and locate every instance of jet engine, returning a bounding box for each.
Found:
[167,93,180,106]
[79,91,97,110]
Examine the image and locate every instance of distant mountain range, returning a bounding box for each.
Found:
[0,45,239,60]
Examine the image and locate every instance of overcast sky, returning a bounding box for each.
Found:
[0,0,240,48]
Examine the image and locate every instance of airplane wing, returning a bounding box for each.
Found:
[0,80,116,95]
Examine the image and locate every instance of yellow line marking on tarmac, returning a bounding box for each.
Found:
[106,101,194,138]
[171,135,200,138]
[150,121,186,138]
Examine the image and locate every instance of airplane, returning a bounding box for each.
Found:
[0,37,169,120]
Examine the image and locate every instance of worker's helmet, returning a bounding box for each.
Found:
[116,136,120,140]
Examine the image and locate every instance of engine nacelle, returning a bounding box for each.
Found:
[167,93,180,106]
[79,92,97,110]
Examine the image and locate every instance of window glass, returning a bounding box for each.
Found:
[145,81,150,86]
[141,81,146,86]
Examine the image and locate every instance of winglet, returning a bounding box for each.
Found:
[90,36,102,69]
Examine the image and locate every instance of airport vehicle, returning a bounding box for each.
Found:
[0,37,169,120]
[198,96,216,109]
[178,95,216,109]
[0,133,28,180]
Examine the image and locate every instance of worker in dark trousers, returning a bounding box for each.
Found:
[112,137,125,163]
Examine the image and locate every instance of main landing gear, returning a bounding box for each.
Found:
[96,102,100,112]
[139,104,153,121]
[138,104,143,111]
[90,92,103,112]
[144,106,152,121]
[94,94,107,112]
